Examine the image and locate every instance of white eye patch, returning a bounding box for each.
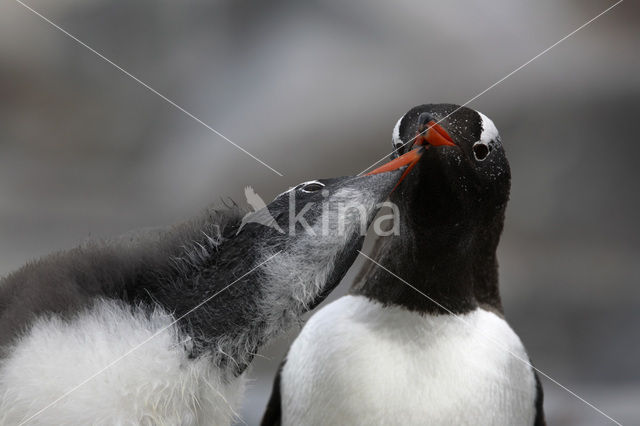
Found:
[476,110,499,146]
[391,114,404,150]
[473,110,500,161]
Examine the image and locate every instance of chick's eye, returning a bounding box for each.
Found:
[473,143,491,161]
[300,181,325,193]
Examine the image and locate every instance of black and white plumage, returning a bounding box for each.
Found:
[0,169,406,425]
[262,104,545,425]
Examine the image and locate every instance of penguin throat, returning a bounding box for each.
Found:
[351,230,502,316]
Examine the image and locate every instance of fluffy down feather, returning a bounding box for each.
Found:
[0,300,245,425]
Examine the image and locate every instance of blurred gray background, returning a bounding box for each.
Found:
[1,0,638,424]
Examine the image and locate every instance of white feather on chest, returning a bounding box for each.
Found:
[281,295,536,426]
[0,300,245,426]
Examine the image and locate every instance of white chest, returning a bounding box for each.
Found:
[281,295,536,426]
[0,300,245,426]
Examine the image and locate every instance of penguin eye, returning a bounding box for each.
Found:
[300,181,325,193]
[473,142,491,161]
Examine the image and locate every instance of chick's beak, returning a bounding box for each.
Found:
[366,147,423,176]
[366,147,425,191]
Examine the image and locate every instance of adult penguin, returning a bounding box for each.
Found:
[0,156,416,425]
[262,104,545,425]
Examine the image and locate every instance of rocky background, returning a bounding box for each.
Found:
[1,0,638,424]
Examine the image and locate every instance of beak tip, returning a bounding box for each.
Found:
[425,121,456,147]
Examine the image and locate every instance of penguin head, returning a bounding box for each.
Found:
[239,155,419,310]
[271,174,399,228]
[386,103,510,245]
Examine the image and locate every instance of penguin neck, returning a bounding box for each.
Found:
[352,222,503,316]
[129,208,277,373]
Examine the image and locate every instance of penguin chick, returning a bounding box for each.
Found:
[0,164,412,426]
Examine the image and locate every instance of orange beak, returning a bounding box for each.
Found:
[366,147,425,191]
[365,148,423,176]
[365,121,454,191]
[416,121,455,147]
